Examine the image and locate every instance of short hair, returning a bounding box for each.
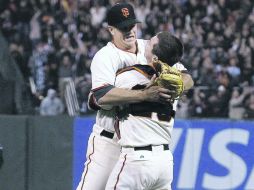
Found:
[152,32,184,66]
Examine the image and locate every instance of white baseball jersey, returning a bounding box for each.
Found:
[77,40,148,190]
[90,39,148,132]
[106,63,186,190]
[115,63,187,147]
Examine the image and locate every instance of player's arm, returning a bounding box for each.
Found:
[90,52,172,109]
[96,86,172,107]
[98,69,173,106]
[181,72,194,91]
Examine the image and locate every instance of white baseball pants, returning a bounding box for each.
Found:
[105,145,174,190]
[76,129,121,190]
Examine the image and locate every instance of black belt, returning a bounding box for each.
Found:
[134,144,169,151]
[100,130,114,139]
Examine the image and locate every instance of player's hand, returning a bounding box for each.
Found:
[143,86,174,104]
[145,74,157,89]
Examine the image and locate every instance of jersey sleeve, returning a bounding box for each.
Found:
[173,62,188,72]
[90,47,120,90]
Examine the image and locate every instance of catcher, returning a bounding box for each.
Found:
[113,32,192,120]
[105,32,193,190]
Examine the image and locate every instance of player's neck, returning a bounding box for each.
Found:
[113,40,138,54]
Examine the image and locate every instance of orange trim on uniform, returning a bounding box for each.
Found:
[134,67,152,79]
[81,136,96,189]
[116,66,151,79]
[91,84,112,92]
[116,67,135,75]
[114,154,127,190]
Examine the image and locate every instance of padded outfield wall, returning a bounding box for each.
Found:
[0,115,73,190]
[0,115,253,190]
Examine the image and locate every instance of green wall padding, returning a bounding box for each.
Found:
[27,115,73,190]
[0,115,74,190]
[0,115,27,190]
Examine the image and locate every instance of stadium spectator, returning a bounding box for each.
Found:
[0,0,253,117]
[39,88,64,116]
[207,85,231,117]
[90,2,107,27]
[58,52,74,102]
[244,93,254,119]
[228,87,251,119]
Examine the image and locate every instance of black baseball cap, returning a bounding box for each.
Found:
[107,3,140,30]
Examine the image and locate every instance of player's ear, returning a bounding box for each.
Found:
[108,26,115,36]
[152,55,162,73]
[152,55,158,62]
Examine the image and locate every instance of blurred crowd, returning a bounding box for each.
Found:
[0,0,253,119]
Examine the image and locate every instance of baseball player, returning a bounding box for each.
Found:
[76,3,175,190]
[105,32,193,190]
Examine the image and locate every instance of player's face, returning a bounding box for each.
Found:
[145,35,159,63]
[110,24,137,51]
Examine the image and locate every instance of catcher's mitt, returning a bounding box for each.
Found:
[153,59,184,99]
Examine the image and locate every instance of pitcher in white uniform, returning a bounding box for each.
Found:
[76,3,177,190]
[105,32,194,190]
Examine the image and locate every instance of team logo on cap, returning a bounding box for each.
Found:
[121,8,129,17]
